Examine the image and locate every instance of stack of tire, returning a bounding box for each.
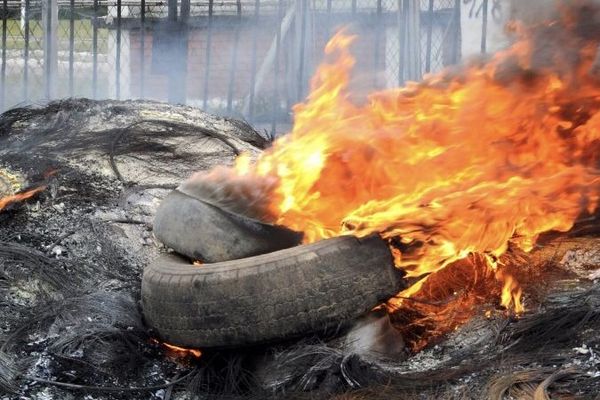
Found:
[141,182,406,349]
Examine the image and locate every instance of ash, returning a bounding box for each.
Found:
[0,100,599,400]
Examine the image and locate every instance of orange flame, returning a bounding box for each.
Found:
[198,5,600,315]
[0,186,46,212]
[162,342,202,358]
[151,339,202,359]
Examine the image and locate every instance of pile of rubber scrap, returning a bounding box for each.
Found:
[0,100,599,400]
[0,99,268,399]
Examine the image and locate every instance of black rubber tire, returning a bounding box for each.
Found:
[153,190,303,262]
[141,235,405,348]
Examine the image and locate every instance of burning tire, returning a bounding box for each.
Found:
[141,235,405,348]
[153,190,303,262]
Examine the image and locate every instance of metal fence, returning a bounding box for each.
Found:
[1,0,495,133]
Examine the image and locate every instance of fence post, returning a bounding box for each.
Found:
[247,0,261,120]
[202,0,214,110]
[42,0,58,100]
[296,0,308,103]
[23,0,30,102]
[227,0,242,113]
[1,0,7,112]
[289,0,299,105]
[167,0,189,104]
[374,0,382,88]
[271,0,284,136]
[69,0,75,96]
[180,0,190,104]
[167,0,177,103]
[481,0,488,53]
[451,0,461,64]
[397,0,405,85]
[140,0,146,98]
[404,0,420,82]
[116,0,122,100]
[425,0,434,73]
[396,0,421,84]
[92,0,98,98]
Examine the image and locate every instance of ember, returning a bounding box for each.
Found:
[0,187,46,211]
[151,339,202,359]
[0,168,46,212]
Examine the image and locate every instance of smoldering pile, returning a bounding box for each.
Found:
[1,1,600,399]
[0,98,597,400]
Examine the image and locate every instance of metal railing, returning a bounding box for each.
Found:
[0,0,484,134]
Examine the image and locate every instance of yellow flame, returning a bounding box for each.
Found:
[0,186,45,211]
[195,10,600,316]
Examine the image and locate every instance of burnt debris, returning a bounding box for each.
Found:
[0,98,599,400]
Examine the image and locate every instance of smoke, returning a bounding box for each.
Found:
[178,0,600,231]
[2,1,464,125]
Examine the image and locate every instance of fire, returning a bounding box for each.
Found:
[0,167,56,212]
[391,254,503,351]
[197,3,600,321]
[0,186,46,212]
[151,339,202,359]
[162,342,202,358]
